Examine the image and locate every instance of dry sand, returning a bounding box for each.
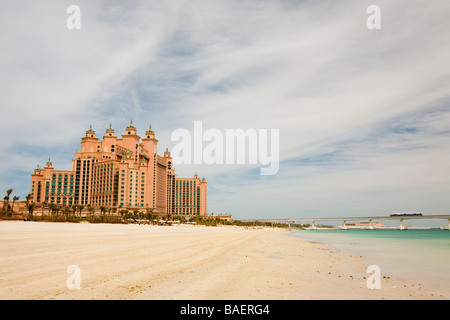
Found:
[0,220,445,300]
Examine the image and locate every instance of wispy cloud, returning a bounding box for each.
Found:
[1,0,449,219]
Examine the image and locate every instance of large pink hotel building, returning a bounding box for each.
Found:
[30,121,207,216]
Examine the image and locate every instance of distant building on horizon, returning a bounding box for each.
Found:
[342,221,383,228]
[30,121,207,216]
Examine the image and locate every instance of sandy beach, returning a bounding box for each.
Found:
[0,220,446,300]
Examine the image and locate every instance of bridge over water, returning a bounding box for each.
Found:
[240,214,450,230]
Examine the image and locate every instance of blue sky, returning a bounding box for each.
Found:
[1,0,450,220]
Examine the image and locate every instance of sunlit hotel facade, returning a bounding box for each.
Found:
[30,121,207,216]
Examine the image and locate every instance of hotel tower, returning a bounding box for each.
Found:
[30,121,207,216]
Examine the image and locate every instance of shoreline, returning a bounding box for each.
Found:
[292,228,450,296]
[303,226,449,230]
[0,220,446,300]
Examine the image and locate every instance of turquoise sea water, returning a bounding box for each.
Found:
[292,228,450,293]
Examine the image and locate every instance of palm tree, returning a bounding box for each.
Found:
[41,201,47,217]
[2,196,8,213]
[119,209,129,221]
[100,206,106,220]
[145,208,155,223]
[72,204,78,218]
[27,203,35,220]
[25,193,32,207]
[133,209,139,220]
[62,206,70,220]
[48,203,54,220]
[78,205,85,218]
[22,193,32,218]
[177,215,186,224]
[11,195,20,213]
[144,209,152,222]
[3,188,13,211]
[71,206,77,219]
[53,204,61,217]
[87,205,95,220]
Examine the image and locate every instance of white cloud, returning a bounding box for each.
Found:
[1,0,450,219]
